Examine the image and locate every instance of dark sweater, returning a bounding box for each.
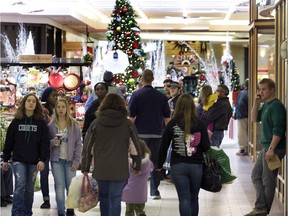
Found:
[3,116,50,164]
[201,97,232,131]
[158,117,210,168]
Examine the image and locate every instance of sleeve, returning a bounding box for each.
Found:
[82,103,96,141]
[2,120,16,162]
[81,120,96,173]
[48,122,56,149]
[199,122,211,152]
[129,122,142,171]
[163,99,171,118]
[128,93,138,118]
[256,107,263,122]
[84,92,95,111]
[72,124,83,165]
[157,121,173,168]
[39,120,50,162]
[271,103,286,137]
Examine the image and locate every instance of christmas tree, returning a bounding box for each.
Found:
[107,0,146,92]
[230,60,241,91]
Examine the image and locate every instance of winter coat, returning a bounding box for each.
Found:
[81,109,142,181]
[122,153,154,204]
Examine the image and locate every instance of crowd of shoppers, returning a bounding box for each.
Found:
[1,70,285,216]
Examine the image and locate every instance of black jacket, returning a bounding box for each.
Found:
[3,116,50,164]
[201,97,232,131]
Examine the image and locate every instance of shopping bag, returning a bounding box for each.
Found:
[34,174,41,191]
[66,174,84,208]
[201,155,222,192]
[205,147,237,184]
[78,173,98,212]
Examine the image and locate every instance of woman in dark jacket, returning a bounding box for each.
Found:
[158,93,210,216]
[81,94,142,216]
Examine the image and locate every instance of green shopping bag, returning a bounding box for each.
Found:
[204,147,237,184]
[34,174,41,191]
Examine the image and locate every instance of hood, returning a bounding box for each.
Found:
[98,109,126,127]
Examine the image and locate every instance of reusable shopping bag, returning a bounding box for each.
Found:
[66,173,98,209]
[205,147,237,184]
[78,173,98,212]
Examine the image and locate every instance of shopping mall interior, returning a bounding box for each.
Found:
[1,0,288,215]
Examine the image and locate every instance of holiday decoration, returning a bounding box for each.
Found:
[107,0,146,92]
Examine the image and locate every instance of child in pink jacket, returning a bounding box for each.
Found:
[122,139,154,216]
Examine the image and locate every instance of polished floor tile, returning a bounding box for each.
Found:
[1,137,284,215]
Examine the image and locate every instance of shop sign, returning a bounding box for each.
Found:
[19,55,52,63]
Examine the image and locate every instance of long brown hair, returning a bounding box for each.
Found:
[173,93,198,139]
[96,94,128,117]
[52,97,78,129]
[139,139,151,158]
[200,85,213,106]
[14,93,45,120]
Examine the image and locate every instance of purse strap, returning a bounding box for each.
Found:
[81,174,92,196]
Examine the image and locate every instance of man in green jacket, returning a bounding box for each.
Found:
[245,78,286,216]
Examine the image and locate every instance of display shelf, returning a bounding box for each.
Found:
[0,62,91,68]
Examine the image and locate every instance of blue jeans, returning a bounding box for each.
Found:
[142,138,161,196]
[251,148,285,213]
[97,180,125,216]
[210,130,224,147]
[12,161,38,216]
[51,159,76,214]
[1,163,13,197]
[171,163,203,216]
[40,159,50,201]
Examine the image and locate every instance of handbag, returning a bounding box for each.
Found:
[201,154,222,192]
[78,174,98,212]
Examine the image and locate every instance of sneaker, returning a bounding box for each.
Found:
[244,208,267,216]
[1,199,8,207]
[66,208,76,216]
[40,200,50,209]
[152,194,161,200]
[3,195,13,204]
[236,149,248,156]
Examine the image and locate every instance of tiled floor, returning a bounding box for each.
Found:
[1,137,284,216]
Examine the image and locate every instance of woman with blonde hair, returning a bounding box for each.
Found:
[158,93,210,216]
[48,97,82,216]
[81,93,142,216]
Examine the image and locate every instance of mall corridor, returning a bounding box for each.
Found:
[0,138,284,216]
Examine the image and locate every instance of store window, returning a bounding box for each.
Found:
[257,32,275,82]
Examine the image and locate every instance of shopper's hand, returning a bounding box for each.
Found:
[53,137,61,146]
[37,161,45,171]
[2,162,9,172]
[254,93,262,105]
[265,149,275,161]
[71,164,78,172]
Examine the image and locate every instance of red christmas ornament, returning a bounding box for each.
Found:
[134,32,139,37]
[131,71,139,78]
[122,7,128,13]
[81,94,88,102]
[113,77,121,83]
[125,32,131,36]
[132,42,140,49]
[85,80,91,85]
[199,74,205,81]
[127,50,132,55]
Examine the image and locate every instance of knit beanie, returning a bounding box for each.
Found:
[103,71,114,82]
[41,87,56,102]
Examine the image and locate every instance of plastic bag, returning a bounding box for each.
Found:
[66,174,98,209]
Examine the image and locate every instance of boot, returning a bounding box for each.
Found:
[40,200,50,209]
[66,208,76,216]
